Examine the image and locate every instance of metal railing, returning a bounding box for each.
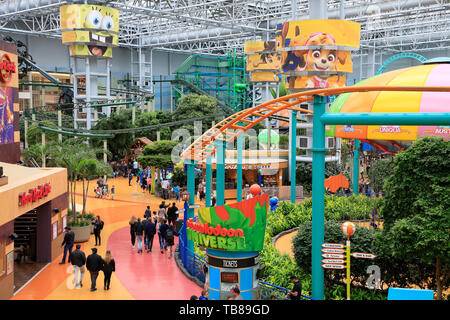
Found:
[177,222,314,300]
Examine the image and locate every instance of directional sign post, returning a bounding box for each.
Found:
[321,259,345,265]
[322,243,345,249]
[352,252,377,259]
[321,264,345,270]
[176,209,185,214]
[189,204,201,209]
[321,253,345,259]
[321,248,345,254]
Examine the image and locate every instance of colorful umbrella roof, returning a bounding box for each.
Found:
[326,62,450,150]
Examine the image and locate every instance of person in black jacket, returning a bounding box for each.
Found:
[92,216,104,246]
[86,247,104,292]
[129,216,137,248]
[165,224,179,259]
[166,203,178,227]
[60,227,75,264]
[135,218,144,253]
[102,250,115,290]
[70,245,86,288]
[144,218,157,253]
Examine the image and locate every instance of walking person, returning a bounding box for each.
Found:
[92,216,104,246]
[287,275,302,300]
[110,185,115,200]
[144,206,151,219]
[165,224,179,259]
[173,184,180,202]
[128,171,133,186]
[129,216,137,248]
[167,202,178,227]
[135,218,144,253]
[144,216,156,253]
[157,218,169,254]
[102,250,115,290]
[59,227,75,264]
[158,202,168,221]
[70,244,86,288]
[86,247,104,292]
[142,215,149,250]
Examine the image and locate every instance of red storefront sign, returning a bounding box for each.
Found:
[18,183,52,206]
[0,53,16,83]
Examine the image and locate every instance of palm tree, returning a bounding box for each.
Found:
[47,138,111,226]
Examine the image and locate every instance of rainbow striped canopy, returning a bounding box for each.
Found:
[326,62,450,151]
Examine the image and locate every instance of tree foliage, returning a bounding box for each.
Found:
[367,157,394,193]
[92,108,137,160]
[135,111,172,141]
[380,137,450,299]
[172,94,221,135]
[138,140,179,169]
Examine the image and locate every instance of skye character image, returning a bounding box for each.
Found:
[291,32,348,88]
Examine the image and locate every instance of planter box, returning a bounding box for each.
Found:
[72,225,92,243]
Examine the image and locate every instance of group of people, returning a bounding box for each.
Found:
[94,176,115,200]
[129,201,180,258]
[70,245,116,291]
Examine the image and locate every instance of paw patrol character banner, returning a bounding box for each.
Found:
[245,41,280,82]
[187,194,269,252]
[60,4,119,58]
[275,19,360,89]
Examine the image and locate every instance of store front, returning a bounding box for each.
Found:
[202,150,290,200]
[0,162,67,299]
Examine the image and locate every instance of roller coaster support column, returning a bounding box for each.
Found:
[41,131,46,168]
[57,106,62,143]
[290,110,297,203]
[206,156,212,207]
[353,139,360,195]
[186,159,196,252]
[237,134,243,202]
[311,94,326,300]
[215,140,226,206]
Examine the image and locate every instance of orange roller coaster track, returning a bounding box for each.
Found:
[181,86,450,162]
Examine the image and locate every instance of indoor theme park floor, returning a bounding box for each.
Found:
[12,177,201,300]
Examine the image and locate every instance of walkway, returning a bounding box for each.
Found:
[12,177,201,300]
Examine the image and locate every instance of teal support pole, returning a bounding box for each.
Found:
[353,139,360,195]
[206,156,212,207]
[186,160,196,252]
[215,140,226,206]
[237,134,243,202]
[290,110,297,203]
[311,95,327,300]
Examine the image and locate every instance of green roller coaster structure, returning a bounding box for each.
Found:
[173,50,251,113]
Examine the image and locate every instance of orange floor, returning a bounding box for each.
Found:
[12,176,202,300]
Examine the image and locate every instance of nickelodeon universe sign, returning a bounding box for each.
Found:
[186,218,247,251]
[18,183,52,207]
[0,53,16,83]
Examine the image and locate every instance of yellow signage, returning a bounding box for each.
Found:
[60,4,119,58]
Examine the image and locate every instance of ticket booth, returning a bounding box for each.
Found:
[186,194,269,300]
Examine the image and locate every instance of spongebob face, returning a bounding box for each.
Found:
[60,4,119,58]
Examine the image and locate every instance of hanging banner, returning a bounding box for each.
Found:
[60,4,119,58]
[187,194,269,252]
[275,19,360,89]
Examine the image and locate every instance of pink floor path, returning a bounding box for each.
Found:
[107,226,201,300]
